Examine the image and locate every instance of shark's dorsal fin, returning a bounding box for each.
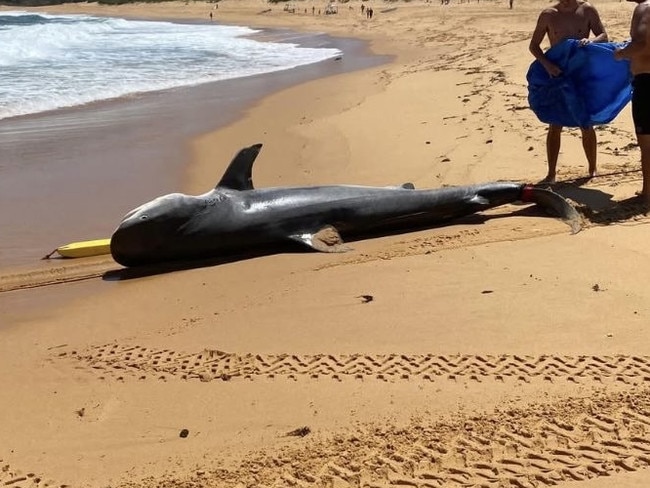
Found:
[289,225,351,253]
[216,144,263,190]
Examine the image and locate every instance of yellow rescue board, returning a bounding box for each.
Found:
[56,238,112,258]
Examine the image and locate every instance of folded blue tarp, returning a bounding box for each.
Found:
[527,39,632,127]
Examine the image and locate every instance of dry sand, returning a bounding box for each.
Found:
[3,0,650,487]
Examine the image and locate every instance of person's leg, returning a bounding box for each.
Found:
[631,75,650,205]
[543,124,562,183]
[580,126,597,177]
[638,134,650,205]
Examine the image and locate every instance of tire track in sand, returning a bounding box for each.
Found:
[61,343,650,384]
[117,388,650,488]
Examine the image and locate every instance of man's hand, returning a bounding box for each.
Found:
[578,38,592,47]
[543,61,562,77]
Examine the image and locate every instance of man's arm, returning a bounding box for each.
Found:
[529,11,562,76]
[615,3,650,59]
[587,4,608,43]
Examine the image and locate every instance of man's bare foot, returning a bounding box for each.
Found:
[589,163,597,178]
[634,190,650,210]
[538,174,556,185]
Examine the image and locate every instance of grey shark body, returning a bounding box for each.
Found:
[110,144,581,267]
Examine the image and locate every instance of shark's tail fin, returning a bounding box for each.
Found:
[521,185,583,234]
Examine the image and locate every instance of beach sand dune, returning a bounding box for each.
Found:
[3,0,650,487]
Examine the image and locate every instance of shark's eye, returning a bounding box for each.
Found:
[139,215,148,221]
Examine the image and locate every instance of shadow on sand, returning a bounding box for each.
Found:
[544,172,650,226]
[101,244,308,282]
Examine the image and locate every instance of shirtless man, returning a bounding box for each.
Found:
[614,0,650,204]
[529,0,608,183]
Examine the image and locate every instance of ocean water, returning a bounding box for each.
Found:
[0,11,342,120]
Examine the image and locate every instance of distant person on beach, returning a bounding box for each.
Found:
[209,11,213,20]
[529,0,608,183]
[614,0,650,205]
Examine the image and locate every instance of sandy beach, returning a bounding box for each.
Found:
[3,0,650,487]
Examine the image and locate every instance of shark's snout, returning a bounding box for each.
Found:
[110,218,160,267]
[110,193,201,267]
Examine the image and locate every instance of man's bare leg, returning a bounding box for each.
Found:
[580,126,598,178]
[638,134,650,206]
[543,124,562,183]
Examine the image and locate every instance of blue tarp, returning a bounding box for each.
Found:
[527,39,632,127]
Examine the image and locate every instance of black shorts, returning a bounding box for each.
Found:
[632,73,650,135]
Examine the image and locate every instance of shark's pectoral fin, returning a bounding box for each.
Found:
[289,226,351,253]
[466,195,490,205]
